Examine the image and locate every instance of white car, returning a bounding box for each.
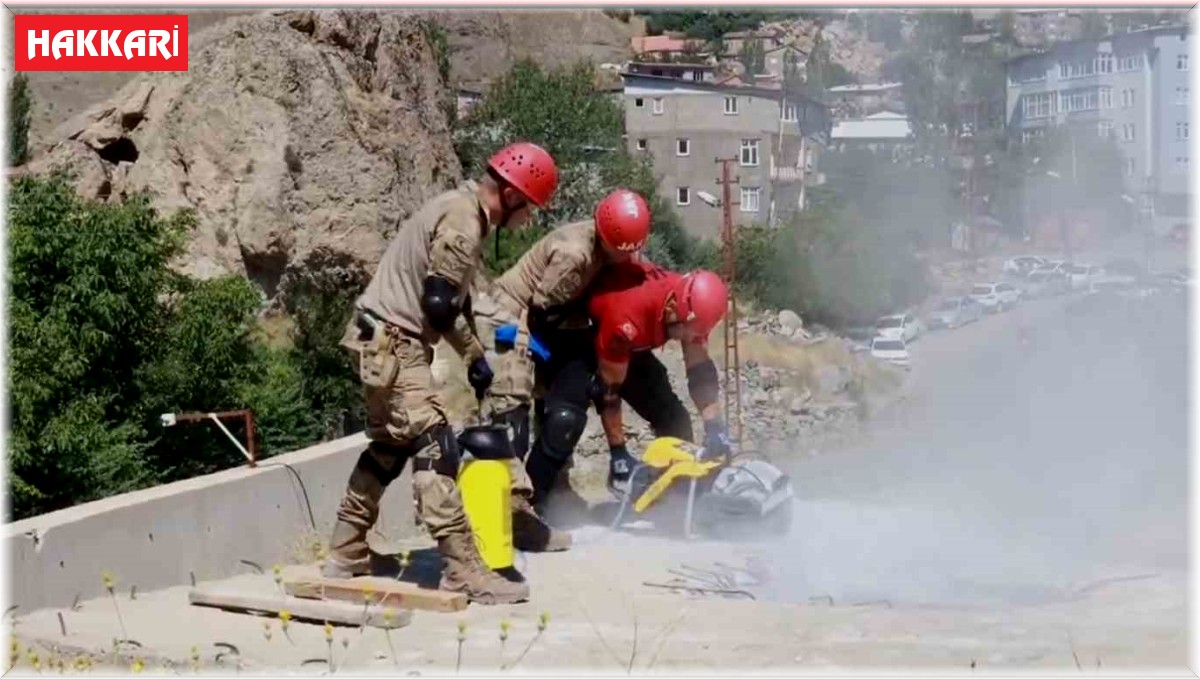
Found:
[970,282,1021,312]
[1003,256,1045,277]
[926,296,984,329]
[1066,264,1102,290]
[875,313,923,342]
[870,337,910,369]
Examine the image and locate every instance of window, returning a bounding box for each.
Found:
[1177,87,1190,105]
[781,101,797,122]
[1060,88,1099,113]
[1096,53,1113,74]
[691,70,704,82]
[1021,128,1045,144]
[1175,156,1190,174]
[1122,123,1136,142]
[676,187,690,206]
[1177,122,1189,140]
[652,98,664,115]
[1124,157,1136,178]
[635,138,647,151]
[1121,88,1134,109]
[1022,92,1054,119]
[676,138,690,156]
[1178,53,1189,71]
[739,187,761,213]
[740,139,760,166]
[1097,120,1113,138]
[1099,86,1112,109]
[724,96,739,115]
[1059,58,1096,79]
[634,97,644,108]
[1117,54,1143,72]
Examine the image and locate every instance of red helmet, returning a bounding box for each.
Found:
[594,189,651,253]
[675,270,728,338]
[487,142,559,208]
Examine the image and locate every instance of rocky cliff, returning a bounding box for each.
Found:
[26,10,463,295]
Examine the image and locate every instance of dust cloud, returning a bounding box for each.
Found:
[768,286,1189,607]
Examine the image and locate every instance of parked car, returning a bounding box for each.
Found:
[1151,270,1191,291]
[970,282,1021,312]
[1003,256,1046,277]
[926,296,983,329]
[875,313,923,342]
[1065,263,1102,291]
[1088,275,1137,295]
[1103,258,1145,279]
[870,337,910,370]
[1032,261,1068,276]
[1021,270,1071,299]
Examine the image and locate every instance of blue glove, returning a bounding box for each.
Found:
[495,324,551,362]
[467,357,493,401]
[703,418,732,457]
[608,444,638,496]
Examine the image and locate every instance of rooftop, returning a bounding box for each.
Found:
[1006,23,1189,65]
[832,111,913,141]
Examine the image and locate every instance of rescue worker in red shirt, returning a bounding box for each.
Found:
[522,261,732,503]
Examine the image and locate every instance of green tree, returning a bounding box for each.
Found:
[454,59,709,274]
[8,176,189,517]
[7,175,340,519]
[278,247,371,439]
[8,73,31,166]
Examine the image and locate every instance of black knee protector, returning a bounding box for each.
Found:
[541,401,588,462]
[490,405,531,459]
[428,424,461,478]
[361,441,412,485]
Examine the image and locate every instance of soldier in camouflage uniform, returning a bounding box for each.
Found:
[323,142,558,605]
[472,189,652,538]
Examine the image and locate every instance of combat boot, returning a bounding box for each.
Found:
[321,519,373,579]
[437,532,530,605]
[512,494,572,552]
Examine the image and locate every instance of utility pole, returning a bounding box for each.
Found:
[715,156,743,450]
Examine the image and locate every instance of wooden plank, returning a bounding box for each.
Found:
[285,577,468,613]
[188,588,413,629]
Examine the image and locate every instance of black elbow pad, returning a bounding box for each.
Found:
[421,276,461,332]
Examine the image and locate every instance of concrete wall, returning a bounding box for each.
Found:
[6,434,419,614]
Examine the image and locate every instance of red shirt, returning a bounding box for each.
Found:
[588,260,684,363]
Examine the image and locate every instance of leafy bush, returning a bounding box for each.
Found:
[6,176,363,520]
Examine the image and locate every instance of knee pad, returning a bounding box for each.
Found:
[541,401,587,461]
[361,441,412,485]
[490,405,531,459]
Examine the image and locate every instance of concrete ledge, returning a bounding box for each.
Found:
[6,434,419,614]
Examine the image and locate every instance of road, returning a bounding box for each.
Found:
[10,278,1189,674]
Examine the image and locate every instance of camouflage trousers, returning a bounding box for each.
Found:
[471,287,538,497]
[328,314,470,568]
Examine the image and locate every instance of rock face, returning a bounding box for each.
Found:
[27,10,462,295]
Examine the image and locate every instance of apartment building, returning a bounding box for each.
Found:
[1006,24,1191,234]
[622,71,831,239]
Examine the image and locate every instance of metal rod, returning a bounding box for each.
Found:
[715,156,743,452]
[208,413,255,467]
[169,409,258,468]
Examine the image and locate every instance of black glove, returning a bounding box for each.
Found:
[703,417,732,457]
[608,444,638,495]
[467,357,494,400]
